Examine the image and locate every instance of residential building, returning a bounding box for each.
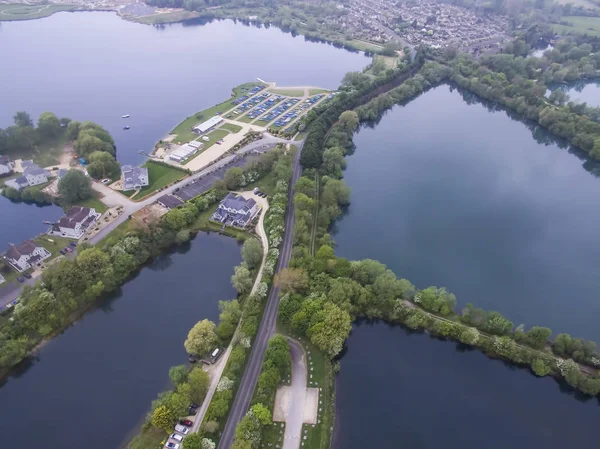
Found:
[211,193,259,228]
[4,240,51,272]
[0,155,14,175]
[50,206,101,239]
[121,165,149,191]
[4,162,49,190]
[158,194,184,210]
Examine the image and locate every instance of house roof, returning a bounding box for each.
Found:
[221,193,256,213]
[24,165,47,177]
[21,160,35,169]
[122,165,148,189]
[58,207,94,229]
[158,194,183,209]
[5,239,41,261]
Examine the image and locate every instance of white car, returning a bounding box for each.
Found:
[170,433,183,442]
[165,443,180,449]
[101,178,110,184]
[174,424,190,435]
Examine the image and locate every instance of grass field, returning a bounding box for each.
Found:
[132,9,200,25]
[127,426,166,449]
[244,171,277,197]
[346,38,384,53]
[171,82,265,143]
[267,88,304,97]
[34,236,73,261]
[220,123,243,133]
[75,196,107,213]
[127,162,187,201]
[556,0,599,9]
[552,16,600,36]
[0,3,76,21]
[308,88,330,96]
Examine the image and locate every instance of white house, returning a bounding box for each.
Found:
[50,206,101,239]
[121,165,149,191]
[211,193,259,228]
[4,240,51,272]
[0,155,14,176]
[5,162,49,191]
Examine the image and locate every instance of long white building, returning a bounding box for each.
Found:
[192,115,223,134]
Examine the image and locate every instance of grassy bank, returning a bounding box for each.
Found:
[268,88,304,97]
[130,9,200,25]
[0,3,76,21]
[125,161,187,200]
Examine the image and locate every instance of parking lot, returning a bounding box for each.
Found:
[258,98,300,123]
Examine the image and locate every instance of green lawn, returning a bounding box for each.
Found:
[552,16,600,36]
[556,0,599,9]
[346,39,384,53]
[267,88,304,97]
[0,3,77,21]
[132,10,201,25]
[127,426,167,449]
[75,196,107,213]
[171,82,266,143]
[262,423,286,448]
[308,88,330,96]
[236,114,255,123]
[34,236,73,261]
[244,171,277,196]
[294,132,306,141]
[220,123,243,133]
[128,162,187,201]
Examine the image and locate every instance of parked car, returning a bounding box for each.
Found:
[170,433,183,442]
[188,406,197,415]
[69,242,77,247]
[165,443,180,449]
[179,419,193,427]
[65,247,73,253]
[23,273,32,279]
[174,424,189,435]
[17,277,25,283]
[101,178,110,184]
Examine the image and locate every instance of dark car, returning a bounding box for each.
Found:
[190,402,199,409]
[69,242,77,247]
[188,406,198,415]
[180,419,193,427]
[23,273,32,279]
[17,277,25,283]
[60,249,67,255]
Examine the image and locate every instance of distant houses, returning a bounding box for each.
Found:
[121,165,149,191]
[0,155,14,176]
[49,207,101,239]
[4,240,51,273]
[211,193,259,228]
[4,161,49,191]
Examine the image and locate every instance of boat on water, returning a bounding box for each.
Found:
[123,125,130,130]
[122,114,130,118]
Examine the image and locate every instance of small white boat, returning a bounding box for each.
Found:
[122,114,130,118]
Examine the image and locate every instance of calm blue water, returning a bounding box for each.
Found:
[333,85,600,449]
[0,233,241,449]
[0,11,368,249]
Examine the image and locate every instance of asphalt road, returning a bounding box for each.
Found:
[282,338,307,449]
[217,141,304,449]
[0,136,294,309]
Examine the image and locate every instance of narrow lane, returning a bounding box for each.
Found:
[217,141,304,449]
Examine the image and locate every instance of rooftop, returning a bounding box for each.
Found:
[5,239,42,261]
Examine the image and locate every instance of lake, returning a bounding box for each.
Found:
[0,11,368,249]
[0,232,241,449]
[333,84,600,448]
[560,80,600,107]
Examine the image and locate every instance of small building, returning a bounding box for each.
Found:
[158,194,184,210]
[169,143,202,163]
[0,273,5,284]
[5,162,49,190]
[0,155,14,176]
[121,165,149,191]
[4,240,51,272]
[211,193,259,228]
[193,115,223,134]
[50,206,101,239]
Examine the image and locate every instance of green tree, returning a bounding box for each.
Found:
[58,169,92,203]
[294,176,316,198]
[530,358,551,377]
[525,326,552,350]
[163,208,188,230]
[307,302,352,358]
[338,110,359,133]
[242,238,263,270]
[321,147,346,178]
[169,364,189,386]
[37,112,62,139]
[231,264,253,295]
[86,151,120,180]
[14,111,33,128]
[151,405,175,433]
[224,167,244,190]
[184,319,218,356]
[459,327,480,345]
[250,403,271,425]
[188,366,210,403]
[182,433,203,449]
[67,121,81,140]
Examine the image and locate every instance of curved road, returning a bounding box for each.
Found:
[0,134,298,309]
[217,141,304,449]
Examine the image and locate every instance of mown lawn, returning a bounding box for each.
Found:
[75,195,107,213]
[346,38,384,52]
[0,3,77,21]
[220,122,243,133]
[171,82,265,143]
[127,426,167,449]
[34,235,73,261]
[268,88,304,97]
[244,171,277,197]
[552,16,600,36]
[129,162,187,201]
[308,88,330,96]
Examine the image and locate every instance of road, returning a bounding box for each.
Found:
[217,140,304,449]
[282,338,307,449]
[0,134,298,309]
